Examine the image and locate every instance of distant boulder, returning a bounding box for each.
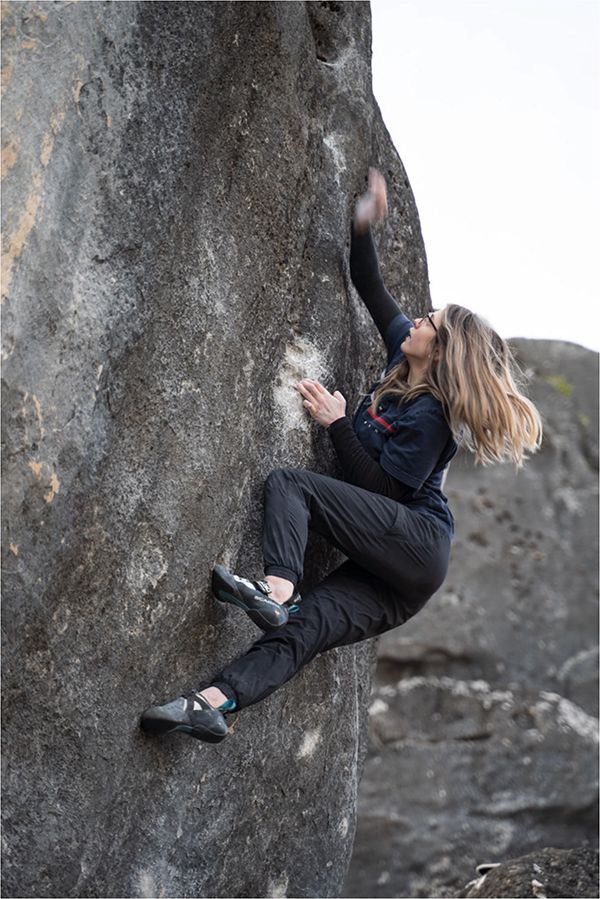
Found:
[458,846,599,898]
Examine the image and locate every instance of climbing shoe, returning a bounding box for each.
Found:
[211,564,301,632]
[140,691,229,743]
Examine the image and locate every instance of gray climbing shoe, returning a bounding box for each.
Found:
[212,564,301,632]
[140,691,229,743]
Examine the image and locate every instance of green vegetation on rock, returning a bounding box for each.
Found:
[544,374,574,397]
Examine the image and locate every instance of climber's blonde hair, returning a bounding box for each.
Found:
[370,304,543,467]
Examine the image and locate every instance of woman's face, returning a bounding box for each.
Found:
[400,309,443,361]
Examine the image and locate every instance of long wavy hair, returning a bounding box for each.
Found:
[369,304,543,467]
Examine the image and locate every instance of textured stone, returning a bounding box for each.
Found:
[458,847,599,898]
[345,340,599,898]
[348,678,598,898]
[1,3,431,897]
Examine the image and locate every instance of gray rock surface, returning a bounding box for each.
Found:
[344,339,599,898]
[458,846,599,898]
[1,3,431,897]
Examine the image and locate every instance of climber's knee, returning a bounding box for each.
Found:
[265,467,300,492]
[265,467,284,484]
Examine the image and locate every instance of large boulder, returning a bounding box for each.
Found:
[345,339,599,897]
[1,2,433,897]
[458,847,599,898]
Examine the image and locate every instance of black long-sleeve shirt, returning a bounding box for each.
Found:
[326,222,412,502]
[348,221,401,341]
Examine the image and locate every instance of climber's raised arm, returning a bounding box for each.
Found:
[350,168,407,342]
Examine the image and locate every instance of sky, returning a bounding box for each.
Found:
[370,0,600,352]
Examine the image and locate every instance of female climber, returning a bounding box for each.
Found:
[140,167,542,743]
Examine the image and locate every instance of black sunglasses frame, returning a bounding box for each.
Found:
[425,311,438,334]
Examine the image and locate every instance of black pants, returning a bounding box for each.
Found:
[210,467,451,710]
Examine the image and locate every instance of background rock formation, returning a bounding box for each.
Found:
[457,847,599,899]
[2,2,432,897]
[345,339,599,898]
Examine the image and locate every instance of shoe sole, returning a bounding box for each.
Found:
[212,566,287,631]
[140,713,227,743]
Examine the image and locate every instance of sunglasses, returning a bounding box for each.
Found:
[423,311,438,334]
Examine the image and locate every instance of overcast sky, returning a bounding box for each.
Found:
[370,0,599,352]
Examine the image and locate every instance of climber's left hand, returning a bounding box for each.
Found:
[293,379,347,427]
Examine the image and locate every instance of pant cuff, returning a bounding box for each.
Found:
[264,566,298,585]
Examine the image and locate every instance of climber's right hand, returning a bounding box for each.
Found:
[353,167,388,234]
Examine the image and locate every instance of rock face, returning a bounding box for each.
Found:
[457,847,599,899]
[344,339,599,898]
[2,3,432,897]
